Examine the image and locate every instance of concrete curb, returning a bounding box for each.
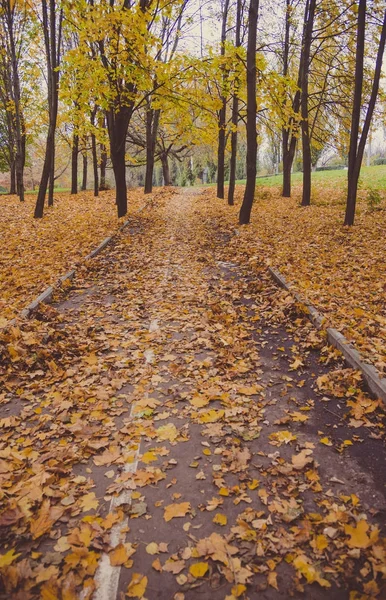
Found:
[267,266,386,402]
[0,201,149,331]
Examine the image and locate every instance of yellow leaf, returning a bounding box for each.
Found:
[219,487,229,496]
[313,535,328,551]
[0,549,20,568]
[320,437,333,446]
[109,543,133,566]
[198,410,224,423]
[189,562,209,578]
[156,423,178,442]
[293,555,331,587]
[289,358,303,370]
[145,542,159,555]
[164,502,191,522]
[248,479,259,490]
[213,513,227,526]
[126,573,148,598]
[231,584,247,597]
[141,452,157,464]
[80,492,99,512]
[269,430,297,446]
[344,520,374,548]
[189,395,209,408]
[267,571,279,590]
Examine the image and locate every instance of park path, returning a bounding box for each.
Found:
[0,189,385,600]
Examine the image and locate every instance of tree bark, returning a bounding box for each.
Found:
[106,103,133,218]
[161,153,171,186]
[281,0,301,198]
[99,146,107,190]
[228,0,242,206]
[34,0,62,218]
[6,2,25,202]
[344,4,386,225]
[239,0,259,225]
[82,152,87,191]
[300,0,316,207]
[71,133,79,194]
[217,0,230,200]
[90,108,99,197]
[144,107,160,194]
[10,159,16,195]
[48,142,55,206]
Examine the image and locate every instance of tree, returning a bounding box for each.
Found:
[344,1,386,225]
[300,0,316,207]
[217,0,230,199]
[228,0,244,206]
[34,0,63,218]
[239,0,259,225]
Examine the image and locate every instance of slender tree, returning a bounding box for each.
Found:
[239,0,259,225]
[344,2,386,225]
[34,0,63,217]
[217,0,230,199]
[300,0,316,207]
[228,0,243,206]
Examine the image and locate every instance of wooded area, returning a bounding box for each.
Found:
[0,0,385,224]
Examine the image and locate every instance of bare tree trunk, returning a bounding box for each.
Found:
[161,153,171,186]
[344,4,386,225]
[217,0,230,200]
[281,0,300,198]
[90,108,99,197]
[106,103,134,217]
[239,0,259,225]
[144,107,160,194]
[228,0,242,206]
[300,0,316,207]
[81,152,87,191]
[99,147,107,190]
[71,133,79,194]
[48,142,55,206]
[34,0,62,218]
[10,159,16,195]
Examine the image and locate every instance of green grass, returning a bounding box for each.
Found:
[234,164,386,190]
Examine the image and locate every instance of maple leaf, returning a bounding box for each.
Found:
[0,549,20,568]
[164,502,191,522]
[293,554,331,587]
[126,573,148,598]
[344,520,378,549]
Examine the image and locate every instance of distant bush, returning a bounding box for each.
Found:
[373,157,386,166]
[316,165,346,171]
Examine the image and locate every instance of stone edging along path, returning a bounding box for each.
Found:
[268,266,386,403]
[0,197,156,331]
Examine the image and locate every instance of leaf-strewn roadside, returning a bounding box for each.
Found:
[207,185,386,376]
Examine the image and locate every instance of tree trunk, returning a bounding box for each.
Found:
[217,0,230,200]
[161,153,171,186]
[48,142,55,206]
[90,108,99,197]
[99,146,107,190]
[228,0,242,206]
[344,4,386,225]
[144,107,160,194]
[106,104,133,217]
[300,0,316,207]
[10,159,16,195]
[71,133,79,194]
[82,152,87,191]
[239,0,259,225]
[281,0,301,198]
[34,0,62,218]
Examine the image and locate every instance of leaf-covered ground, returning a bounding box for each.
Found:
[0,189,385,599]
[207,185,386,376]
[0,190,146,324]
